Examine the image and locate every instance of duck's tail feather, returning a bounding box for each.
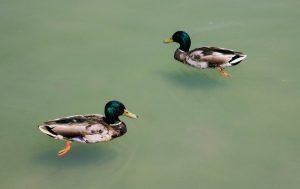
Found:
[38,125,57,138]
[230,54,247,65]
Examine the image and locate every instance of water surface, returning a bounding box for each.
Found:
[0,0,299,188]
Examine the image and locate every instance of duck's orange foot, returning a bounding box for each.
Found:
[57,141,72,156]
[216,67,231,77]
[221,71,231,77]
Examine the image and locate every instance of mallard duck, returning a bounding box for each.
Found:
[163,31,247,77]
[38,100,138,156]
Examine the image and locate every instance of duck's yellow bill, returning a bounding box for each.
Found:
[163,37,173,43]
[123,109,138,119]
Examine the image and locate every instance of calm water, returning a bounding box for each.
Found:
[0,0,299,188]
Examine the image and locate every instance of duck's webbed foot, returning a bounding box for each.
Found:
[216,67,231,77]
[57,141,72,156]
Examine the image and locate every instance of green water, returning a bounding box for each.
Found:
[1,0,299,188]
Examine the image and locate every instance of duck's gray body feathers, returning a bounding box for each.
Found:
[38,114,127,143]
[174,47,247,69]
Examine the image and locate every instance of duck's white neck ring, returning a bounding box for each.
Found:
[110,121,122,126]
[177,49,186,53]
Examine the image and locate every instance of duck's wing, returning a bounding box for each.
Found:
[39,114,110,141]
[209,47,247,65]
[44,114,105,125]
[204,47,243,55]
[186,47,245,67]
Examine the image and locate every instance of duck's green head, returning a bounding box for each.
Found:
[164,31,191,52]
[105,100,138,124]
